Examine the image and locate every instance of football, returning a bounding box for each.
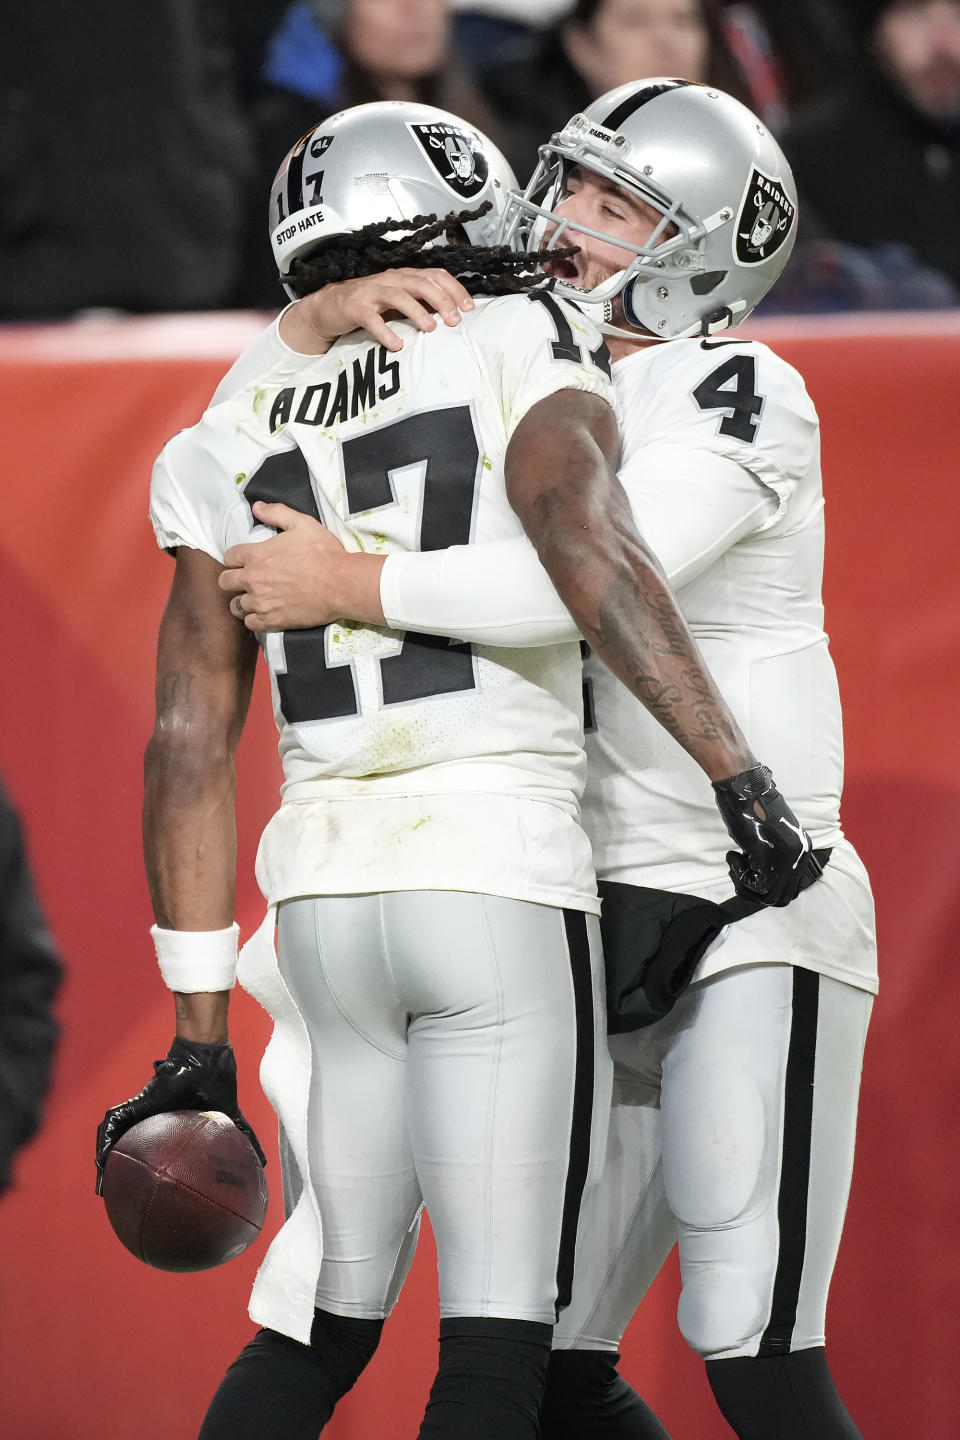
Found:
[101,1110,268,1272]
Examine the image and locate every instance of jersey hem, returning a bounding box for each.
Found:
[264,878,601,917]
[691,954,878,996]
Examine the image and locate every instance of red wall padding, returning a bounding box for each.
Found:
[2,312,958,1438]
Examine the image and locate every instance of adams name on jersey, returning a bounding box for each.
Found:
[150,291,614,912]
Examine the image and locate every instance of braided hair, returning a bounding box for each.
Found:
[285,201,579,299]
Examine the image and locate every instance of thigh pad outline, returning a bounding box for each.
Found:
[661,1057,769,1230]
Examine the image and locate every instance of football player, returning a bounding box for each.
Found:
[238,83,876,1440]
[94,101,813,1440]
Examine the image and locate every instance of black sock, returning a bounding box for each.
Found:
[417,1316,552,1439]
[198,1307,383,1440]
[706,1348,863,1440]
[540,1349,675,1439]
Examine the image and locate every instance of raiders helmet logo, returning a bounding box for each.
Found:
[734,168,796,265]
[407,122,489,200]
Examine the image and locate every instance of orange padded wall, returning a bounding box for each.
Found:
[1,312,958,1438]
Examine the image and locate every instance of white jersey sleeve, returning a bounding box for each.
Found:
[150,317,301,559]
[616,446,777,590]
[150,442,257,560]
[208,310,294,406]
[380,537,577,647]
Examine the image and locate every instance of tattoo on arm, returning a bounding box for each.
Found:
[591,576,736,747]
[506,389,754,779]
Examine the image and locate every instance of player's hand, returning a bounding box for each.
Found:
[712,764,824,907]
[95,1036,266,1195]
[219,503,387,630]
[282,268,475,354]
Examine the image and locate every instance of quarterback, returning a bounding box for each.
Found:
[240,83,877,1440]
[94,100,813,1440]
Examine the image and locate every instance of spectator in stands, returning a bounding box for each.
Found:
[0,779,62,1198]
[784,0,960,297]
[477,0,752,181]
[718,1,857,130]
[0,3,250,318]
[449,2,569,73]
[237,0,502,307]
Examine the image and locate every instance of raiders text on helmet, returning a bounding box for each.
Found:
[498,80,799,340]
[269,102,517,297]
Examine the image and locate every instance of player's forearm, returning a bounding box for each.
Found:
[144,730,239,932]
[506,406,755,781]
[574,530,756,780]
[143,727,238,1042]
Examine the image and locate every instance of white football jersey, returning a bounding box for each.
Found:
[585,336,837,889]
[583,336,875,991]
[378,333,877,993]
[150,293,614,912]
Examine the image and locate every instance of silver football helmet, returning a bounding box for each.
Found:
[499,79,799,340]
[269,101,517,297]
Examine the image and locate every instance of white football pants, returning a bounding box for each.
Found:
[276,891,612,1326]
[553,961,873,1360]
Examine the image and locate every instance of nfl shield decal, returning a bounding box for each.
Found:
[734,168,796,265]
[407,122,489,200]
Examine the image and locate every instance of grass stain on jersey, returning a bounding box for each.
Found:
[234,472,247,486]
[364,720,423,775]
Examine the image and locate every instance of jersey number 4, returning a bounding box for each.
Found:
[693,354,763,443]
[243,407,480,724]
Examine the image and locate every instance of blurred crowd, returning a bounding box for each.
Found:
[2,0,959,319]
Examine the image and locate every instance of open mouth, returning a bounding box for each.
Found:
[544,256,581,282]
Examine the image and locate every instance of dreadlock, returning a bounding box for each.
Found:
[285,202,579,300]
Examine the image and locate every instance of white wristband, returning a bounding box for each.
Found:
[151,924,239,993]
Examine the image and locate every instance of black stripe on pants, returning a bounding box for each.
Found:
[758,967,820,1356]
[555,910,596,1314]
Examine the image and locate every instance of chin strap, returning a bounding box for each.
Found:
[700,305,736,336]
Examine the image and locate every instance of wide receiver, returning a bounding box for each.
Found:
[95,100,815,1440]
[230,83,877,1440]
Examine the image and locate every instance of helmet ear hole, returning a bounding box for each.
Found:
[690,270,727,295]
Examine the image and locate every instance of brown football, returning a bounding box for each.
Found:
[101,1110,268,1272]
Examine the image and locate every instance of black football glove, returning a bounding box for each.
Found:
[713,764,824,908]
[95,1035,266,1195]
